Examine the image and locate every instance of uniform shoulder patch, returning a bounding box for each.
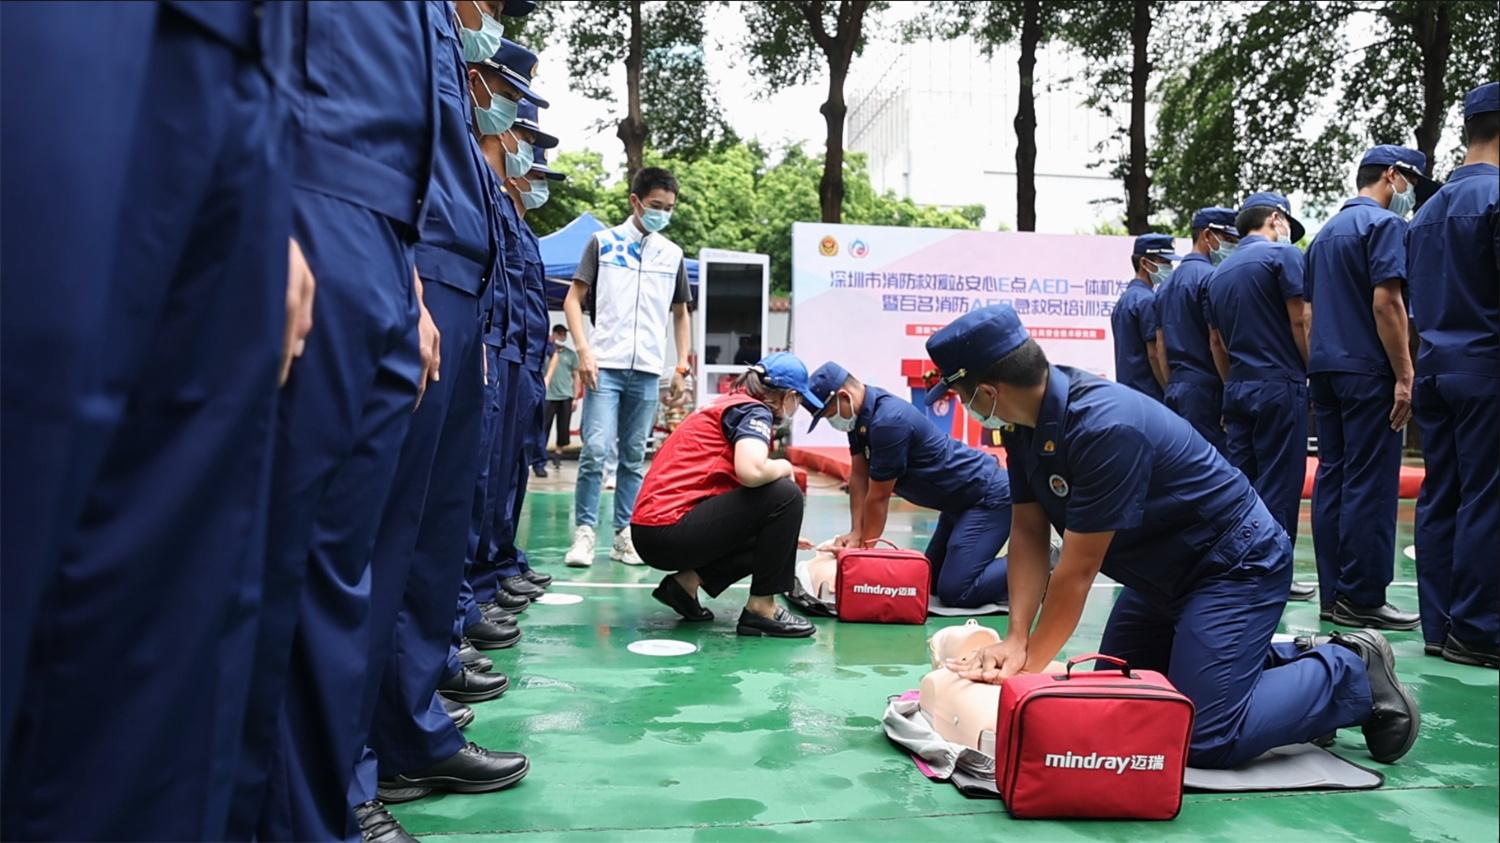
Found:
[1049,474,1069,497]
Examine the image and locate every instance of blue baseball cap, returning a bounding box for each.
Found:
[1191,207,1239,236]
[1464,82,1498,118]
[803,362,851,431]
[528,146,566,181]
[1359,144,1427,175]
[514,101,558,149]
[756,352,823,412]
[1132,233,1183,262]
[502,0,536,16]
[923,305,1030,406]
[1238,191,1305,243]
[483,40,549,108]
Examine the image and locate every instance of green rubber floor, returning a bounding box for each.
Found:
[392,471,1498,841]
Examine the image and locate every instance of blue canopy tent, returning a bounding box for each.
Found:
[539,211,699,308]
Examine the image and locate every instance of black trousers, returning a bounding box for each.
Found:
[633,477,803,597]
[542,398,572,450]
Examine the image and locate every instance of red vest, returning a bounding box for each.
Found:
[632,393,763,528]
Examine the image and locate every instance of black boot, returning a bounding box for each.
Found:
[438,668,510,704]
[464,617,521,650]
[441,696,475,730]
[501,574,544,599]
[522,568,553,588]
[1441,634,1500,669]
[354,800,419,843]
[1330,630,1419,763]
[1330,597,1420,631]
[379,742,530,799]
[457,640,494,673]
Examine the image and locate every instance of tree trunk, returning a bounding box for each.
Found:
[819,63,848,223]
[1014,0,1040,232]
[1125,0,1151,234]
[1412,1,1451,176]
[617,0,646,182]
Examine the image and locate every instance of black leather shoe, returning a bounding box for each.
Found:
[379,742,530,796]
[438,668,510,703]
[522,569,553,588]
[532,465,548,478]
[1330,598,1421,631]
[1288,581,1316,602]
[480,601,520,622]
[1312,732,1336,748]
[458,640,494,673]
[736,605,815,638]
[354,800,418,843]
[1319,606,1335,622]
[652,575,713,621]
[1424,641,1445,657]
[1441,634,1499,669]
[463,618,520,651]
[442,696,475,730]
[493,589,531,612]
[1331,630,1419,763]
[501,575,544,598]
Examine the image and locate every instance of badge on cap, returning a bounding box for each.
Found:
[1049,474,1069,497]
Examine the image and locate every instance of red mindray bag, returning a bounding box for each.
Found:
[834,541,930,624]
[995,654,1195,820]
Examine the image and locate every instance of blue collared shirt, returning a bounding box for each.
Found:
[519,219,549,371]
[847,386,1010,513]
[1002,366,1278,603]
[1111,278,1162,399]
[486,185,527,361]
[1206,234,1307,381]
[1305,196,1407,376]
[1406,163,1499,379]
[1155,253,1221,387]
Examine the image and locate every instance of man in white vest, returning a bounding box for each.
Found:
[562,167,693,566]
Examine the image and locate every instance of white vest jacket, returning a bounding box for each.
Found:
[588,219,685,376]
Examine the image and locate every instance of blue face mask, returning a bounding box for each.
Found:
[459,2,505,63]
[520,177,550,209]
[1147,260,1172,286]
[1209,235,1237,266]
[504,139,534,178]
[1388,176,1416,218]
[473,76,517,136]
[639,207,672,233]
[964,387,1007,430]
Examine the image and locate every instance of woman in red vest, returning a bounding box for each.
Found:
[632,353,824,638]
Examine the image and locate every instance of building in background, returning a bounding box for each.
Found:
[848,37,1131,234]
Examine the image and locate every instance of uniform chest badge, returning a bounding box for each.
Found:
[1049,474,1069,497]
[1043,440,1056,453]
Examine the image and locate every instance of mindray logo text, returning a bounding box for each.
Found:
[1043,752,1166,774]
[851,583,917,598]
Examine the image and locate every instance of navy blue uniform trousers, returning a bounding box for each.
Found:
[472,357,528,602]
[1165,379,1226,455]
[252,192,421,843]
[1414,373,1500,648]
[457,346,513,633]
[0,1,154,765]
[356,279,484,789]
[1098,527,1372,768]
[4,9,289,838]
[493,365,548,580]
[1310,373,1403,608]
[1223,379,1308,544]
[925,499,1013,607]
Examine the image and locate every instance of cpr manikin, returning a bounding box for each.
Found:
[920,620,1064,755]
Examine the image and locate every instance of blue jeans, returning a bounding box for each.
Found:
[575,368,659,529]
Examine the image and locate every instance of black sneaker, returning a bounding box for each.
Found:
[522,569,553,588]
[438,668,510,703]
[1288,581,1317,602]
[1330,598,1421,631]
[379,742,530,797]
[354,800,418,843]
[1441,634,1499,669]
[652,575,713,622]
[736,605,815,638]
[1330,630,1419,763]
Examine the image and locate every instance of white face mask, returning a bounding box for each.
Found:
[827,391,857,433]
[964,386,1007,430]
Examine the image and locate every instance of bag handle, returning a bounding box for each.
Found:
[1063,653,1133,679]
[861,538,900,550]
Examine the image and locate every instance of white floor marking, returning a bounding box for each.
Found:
[626,639,698,656]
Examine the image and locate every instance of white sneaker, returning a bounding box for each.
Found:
[603,474,617,491]
[611,526,645,566]
[564,525,596,568]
